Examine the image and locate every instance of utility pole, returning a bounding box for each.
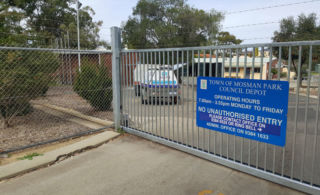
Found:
[77,0,81,72]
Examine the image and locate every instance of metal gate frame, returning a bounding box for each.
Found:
[111,27,320,194]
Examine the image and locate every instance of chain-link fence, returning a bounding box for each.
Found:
[0,47,113,153]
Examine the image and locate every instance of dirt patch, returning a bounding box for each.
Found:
[0,108,91,152]
[34,86,114,121]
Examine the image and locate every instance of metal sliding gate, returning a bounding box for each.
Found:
[111,28,320,194]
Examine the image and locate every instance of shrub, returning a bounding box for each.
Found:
[0,50,59,128]
[73,61,112,111]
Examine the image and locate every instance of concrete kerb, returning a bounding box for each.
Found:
[0,131,120,181]
[34,103,114,127]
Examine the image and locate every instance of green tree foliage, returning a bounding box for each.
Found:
[0,50,60,127]
[216,31,242,45]
[1,0,107,49]
[122,0,224,48]
[0,2,27,46]
[272,13,320,79]
[73,61,112,111]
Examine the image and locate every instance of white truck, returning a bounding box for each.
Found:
[133,64,180,104]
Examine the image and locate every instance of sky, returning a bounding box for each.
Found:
[81,0,320,44]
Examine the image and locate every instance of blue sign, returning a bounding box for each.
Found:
[196,77,289,147]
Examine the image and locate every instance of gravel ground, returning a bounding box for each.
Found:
[34,86,114,121]
[0,85,113,152]
[0,108,90,151]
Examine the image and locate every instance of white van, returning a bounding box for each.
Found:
[134,64,180,104]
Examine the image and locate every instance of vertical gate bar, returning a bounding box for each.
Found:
[158,51,161,137]
[243,48,248,78]
[227,49,232,159]
[236,48,240,78]
[166,51,171,140]
[250,47,256,166]
[265,47,273,170]
[282,46,291,176]
[197,50,200,149]
[154,52,157,136]
[301,46,312,182]
[177,51,180,142]
[209,49,212,153]
[221,49,226,156]
[151,52,154,135]
[125,53,129,126]
[138,53,141,130]
[311,56,320,185]
[273,47,282,173]
[187,50,190,146]
[142,52,146,132]
[153,52,156,135]
[258,46,264,169]
[209,50,213,77]
[234,48,240,161]
[129,53,132,127]
[163,51,166,138]
[131,53,135,127]
[215,49,219,154]
[287,47,292,80]
[177,50,180,142]
[156,51,159,136]
[136,52,139,129]
[172,51,175,141]
[132,53,135,126]
[146,52,150,133]
[251,47,256,80]
[161,51,164,138]
[121,53,124,126]
[129,52,133,127]
[124,53,127,126]
[182,50,185,144]
[192,50,195,148]
[155,52,158,135]
[241,48,248,164]
[229,49,232,78]
[126,53,130,126]
[291,45,302,179]
[203,50,206,150]
[260,47,264,80]
[277,47,282,79]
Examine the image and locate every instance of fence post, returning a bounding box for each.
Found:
[111,27,121,129]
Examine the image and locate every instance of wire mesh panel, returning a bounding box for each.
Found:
[0,47,113,153]
[120,41,320,194]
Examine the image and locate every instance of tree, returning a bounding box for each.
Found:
[216,31,242,45]
[2,0,107,49]
[122,0,224,49]
[272,13,320,81]
[0,2,27,46]
[0,50,60,127]
[73,60,112,111]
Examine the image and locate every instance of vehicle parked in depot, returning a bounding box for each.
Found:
[137,65,180,104]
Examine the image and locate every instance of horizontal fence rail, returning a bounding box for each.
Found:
[119,40,320,194]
